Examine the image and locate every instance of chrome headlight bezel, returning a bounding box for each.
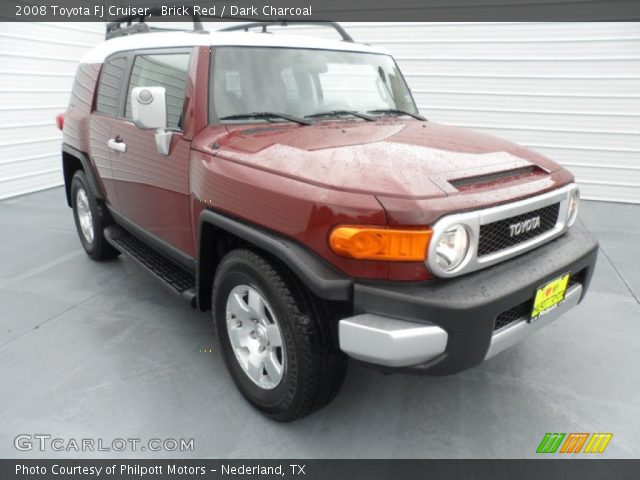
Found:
[434,223,471,273]
[567,188,580,227]
[426,184,579,278]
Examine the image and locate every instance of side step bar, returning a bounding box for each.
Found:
[104,225,197,307]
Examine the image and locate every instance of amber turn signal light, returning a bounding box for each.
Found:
[329,226,432,262]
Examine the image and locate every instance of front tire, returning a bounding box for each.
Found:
[212,249,347,421]
[71,170,119,260]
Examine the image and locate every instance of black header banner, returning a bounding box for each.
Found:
[2,0,640,22]
[1,459,639,480]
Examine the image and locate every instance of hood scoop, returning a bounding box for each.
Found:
[449,165,546,191]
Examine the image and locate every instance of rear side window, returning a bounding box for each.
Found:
[95,56,127,116]
[125,53,190,129]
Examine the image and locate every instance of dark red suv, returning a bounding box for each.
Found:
[59,21,598,421]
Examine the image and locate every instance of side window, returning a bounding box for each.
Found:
[95,56,127,116]
[125,53,190,129]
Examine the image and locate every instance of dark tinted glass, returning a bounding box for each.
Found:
[95,56,127,116]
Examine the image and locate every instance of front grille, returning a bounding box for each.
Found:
[478,203,560,256]
[450,166,540,190]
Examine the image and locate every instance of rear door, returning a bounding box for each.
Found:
[88,54,129,211]
[108,49,195,259]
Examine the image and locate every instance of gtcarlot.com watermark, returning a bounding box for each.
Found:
[15,434,194,453]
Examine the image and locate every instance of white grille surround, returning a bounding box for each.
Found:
[426,183,579,278]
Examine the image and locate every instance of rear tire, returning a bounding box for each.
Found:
[71,170,119,261]
[212,249,347,422]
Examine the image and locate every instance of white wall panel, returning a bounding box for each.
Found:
[0,22,103,200]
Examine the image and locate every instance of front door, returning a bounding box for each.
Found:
[108,50,194,258]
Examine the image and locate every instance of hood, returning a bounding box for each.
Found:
[199,120,566,200]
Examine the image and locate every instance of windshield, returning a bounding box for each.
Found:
[211,47,418,121]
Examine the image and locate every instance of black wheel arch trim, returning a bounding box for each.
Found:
[197,209,353,308]
[62,143,105,207]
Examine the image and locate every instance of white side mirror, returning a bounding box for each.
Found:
[131,86,167,130]
[131,86,173,156]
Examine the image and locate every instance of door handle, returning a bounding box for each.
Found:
[107,137,127,153]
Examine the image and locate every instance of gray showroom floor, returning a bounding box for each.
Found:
[1,187,639,459]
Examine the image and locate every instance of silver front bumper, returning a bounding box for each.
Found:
[338,283,583,368]
[338,315,448,367]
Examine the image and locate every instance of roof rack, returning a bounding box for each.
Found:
[106,7,204,40]
[218,22,354,42]
[105,10,354,43]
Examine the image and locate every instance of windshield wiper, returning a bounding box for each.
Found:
[305,110,375,121]
[219,112,313,126]
[367,109,426,121]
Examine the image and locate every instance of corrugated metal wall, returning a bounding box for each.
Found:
[1,22,638,203]
[0,22,103,200]
[280,22,640,204]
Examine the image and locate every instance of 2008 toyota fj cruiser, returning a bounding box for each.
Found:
[59,19,598,421]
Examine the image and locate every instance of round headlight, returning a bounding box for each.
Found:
[435,224,470,272]
[567,188,580,227]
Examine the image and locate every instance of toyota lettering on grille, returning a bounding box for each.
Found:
[509,216,541,237]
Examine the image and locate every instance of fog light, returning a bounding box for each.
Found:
[435,224,470,271]
[567,188,580,227]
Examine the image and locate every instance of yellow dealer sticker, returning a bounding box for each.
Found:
[531,273,570,321]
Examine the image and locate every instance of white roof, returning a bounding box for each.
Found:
[81,30,390,63]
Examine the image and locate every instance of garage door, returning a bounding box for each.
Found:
[0,23,103,200]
